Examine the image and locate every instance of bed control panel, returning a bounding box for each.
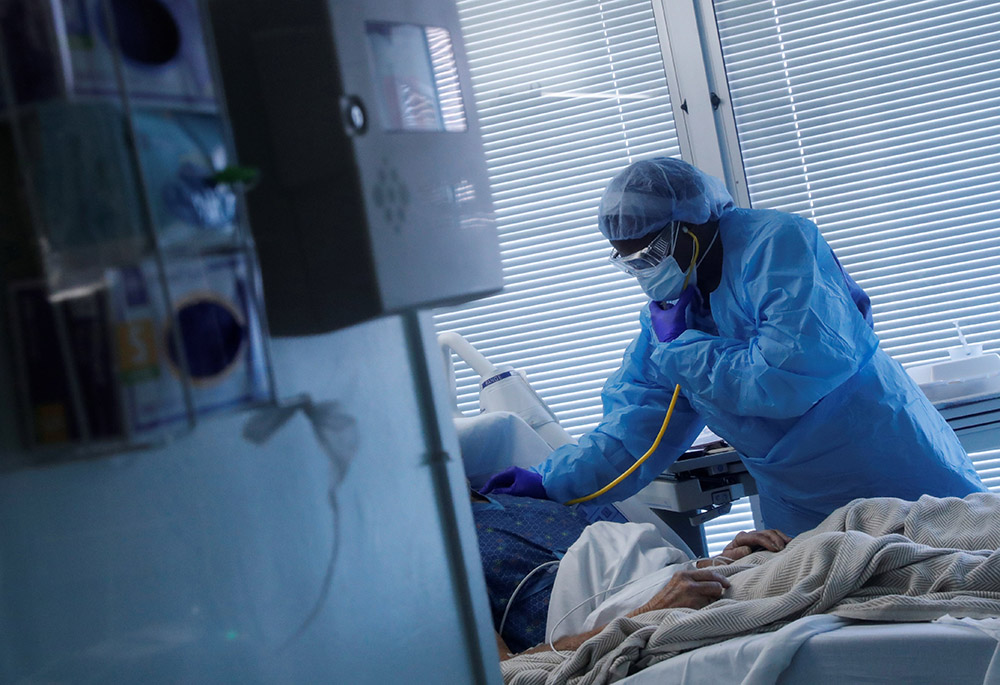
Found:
[635,442,757,526]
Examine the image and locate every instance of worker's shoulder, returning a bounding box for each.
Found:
[723,207,819,254]
[726,206,814,231]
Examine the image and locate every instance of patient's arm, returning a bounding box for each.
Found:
[626,567,731,613]
[495,631,514,661]
[501,568,730,660]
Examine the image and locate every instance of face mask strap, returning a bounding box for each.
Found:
[667,220,679,255]
[681,227,699,290]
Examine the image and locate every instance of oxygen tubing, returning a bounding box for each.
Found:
[564,230,702,506]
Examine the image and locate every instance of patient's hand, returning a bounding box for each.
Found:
[628,569,731,614]
[719,529,791,562]
[510,569,731,658]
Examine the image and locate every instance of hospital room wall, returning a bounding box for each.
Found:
[0,312,499,683]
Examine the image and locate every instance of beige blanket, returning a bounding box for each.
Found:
[501,493,1000,685]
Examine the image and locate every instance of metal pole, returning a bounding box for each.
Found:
[401,309,492,685]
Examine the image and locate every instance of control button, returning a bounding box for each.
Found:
[341,95,367,135]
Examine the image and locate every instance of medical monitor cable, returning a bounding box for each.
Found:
[498,560,561,642]
[545,556,713,659]
[565,230,702,506]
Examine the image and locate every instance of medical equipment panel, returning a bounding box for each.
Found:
[204,0,502,336]
[636,442,757,557]
[0,0,215,109]
[0,0,275,464]
[637,444,756,516]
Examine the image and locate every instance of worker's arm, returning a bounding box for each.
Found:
[535,309,706,505]
[654,214,879,420]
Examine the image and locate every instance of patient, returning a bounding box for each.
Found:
[495,492,1000,684]
[470,488,789,659]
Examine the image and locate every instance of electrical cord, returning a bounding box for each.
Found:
[546,552,736,658]
[546,557,700,658]
[498,560,561,640]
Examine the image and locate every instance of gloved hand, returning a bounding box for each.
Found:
[481,466,548,499]
[649,286,697,343]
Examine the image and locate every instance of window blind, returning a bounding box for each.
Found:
[704,500,755,556]
[436,0,680,435]
[973,449,1000,492]
[713,0,1000,369]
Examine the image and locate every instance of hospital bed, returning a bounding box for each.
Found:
[622,618,999,684]
[454,411,1000,683]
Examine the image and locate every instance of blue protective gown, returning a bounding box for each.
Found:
[537,207,985,536]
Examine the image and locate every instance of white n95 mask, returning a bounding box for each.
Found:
[634,256,694,303]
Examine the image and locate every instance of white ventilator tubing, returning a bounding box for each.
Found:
[439,331,496,416]
[438,332,575,450]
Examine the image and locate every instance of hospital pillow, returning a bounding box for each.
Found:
[455,411,554,488]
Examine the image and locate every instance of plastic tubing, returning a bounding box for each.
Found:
[564,230,702,506]
[438,331,498,379]
[564,383,682,505]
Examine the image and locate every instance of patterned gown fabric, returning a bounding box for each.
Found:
[473,494,591,653]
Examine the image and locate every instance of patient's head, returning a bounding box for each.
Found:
[467,478,489,503]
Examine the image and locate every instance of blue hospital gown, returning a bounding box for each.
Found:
[472,493,590,653]
[536,202,985,535]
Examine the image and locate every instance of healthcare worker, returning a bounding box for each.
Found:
[484,157,985,536]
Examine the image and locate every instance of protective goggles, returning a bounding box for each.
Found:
[607,222,679,276]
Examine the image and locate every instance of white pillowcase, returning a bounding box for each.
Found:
[454,411,554,488]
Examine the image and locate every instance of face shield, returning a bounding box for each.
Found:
[607,222,681,276]
[609,223,716,304]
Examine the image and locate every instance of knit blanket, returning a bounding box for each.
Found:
[501,493,1000,685]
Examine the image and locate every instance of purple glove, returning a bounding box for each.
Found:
[649,286,697,342]
[481,466,548,499]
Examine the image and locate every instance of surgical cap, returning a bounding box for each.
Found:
[598,157,735,241]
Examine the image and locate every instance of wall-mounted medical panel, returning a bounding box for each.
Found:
[0,1,276,464]
[5,253,271,459]
[204,0,503,336]
[0,0,215,110]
